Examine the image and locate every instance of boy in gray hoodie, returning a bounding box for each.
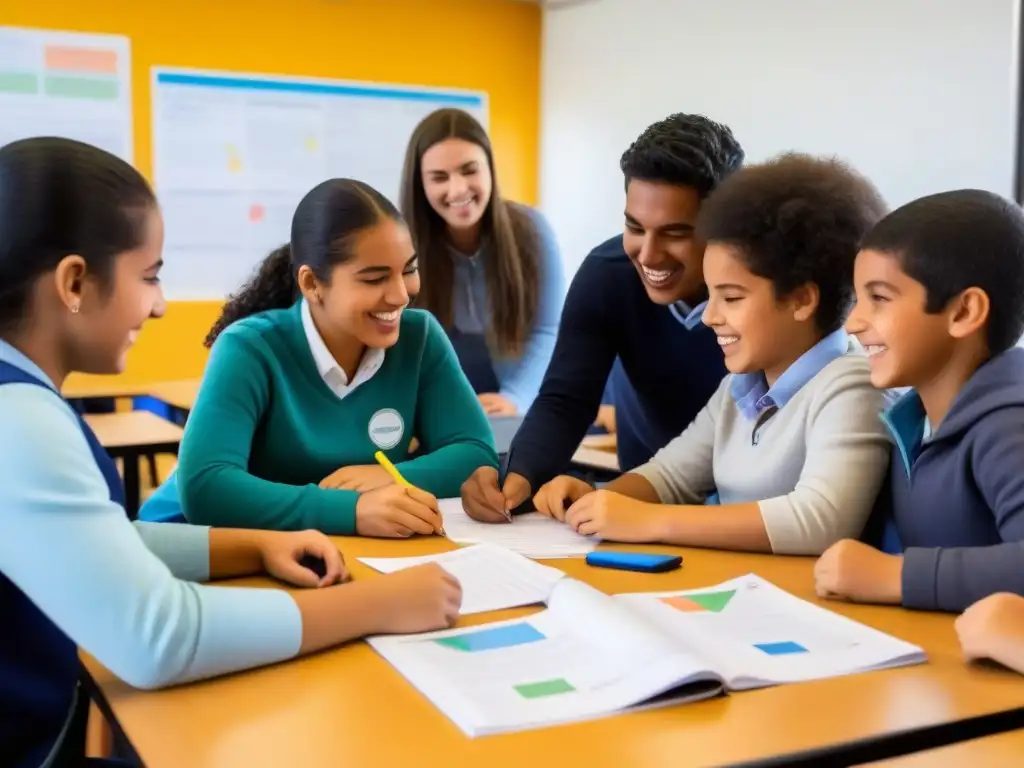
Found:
[815,189,1024,613]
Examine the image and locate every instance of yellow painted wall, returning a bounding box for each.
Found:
[5,0,541,383]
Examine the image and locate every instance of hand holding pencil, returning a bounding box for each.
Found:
[351,451,445,538]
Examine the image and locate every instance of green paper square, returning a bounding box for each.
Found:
[514,678,575,699]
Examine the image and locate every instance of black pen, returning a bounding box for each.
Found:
[498,448,514,522]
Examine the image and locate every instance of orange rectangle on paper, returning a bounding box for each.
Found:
[660,596,705,613]
[45,46,118,75]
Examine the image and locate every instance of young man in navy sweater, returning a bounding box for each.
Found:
[461,113,744,520]
[814,189,1024,613]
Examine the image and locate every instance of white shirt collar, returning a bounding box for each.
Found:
[300,299,385,400]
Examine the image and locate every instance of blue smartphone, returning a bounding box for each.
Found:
[585,551,682,573]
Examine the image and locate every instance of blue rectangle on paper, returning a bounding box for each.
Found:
[156,72,484,107]
[755,641,808,656]
[435,622,545,653]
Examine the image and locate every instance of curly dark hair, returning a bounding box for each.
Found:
[619,113,745,196]
[696,152,888,334]
[205,179,401,347]
[862,189,1024,355]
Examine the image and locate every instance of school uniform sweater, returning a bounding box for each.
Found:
[872,348,1024,612]
[506,235,728,490]
[632,333,890,555]
[0,340,300,767]
[161,303,497,533]
[446,203,565,412]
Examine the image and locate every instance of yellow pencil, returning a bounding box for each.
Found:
[374,451,445,536]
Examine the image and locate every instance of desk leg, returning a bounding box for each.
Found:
[121,451,140,520]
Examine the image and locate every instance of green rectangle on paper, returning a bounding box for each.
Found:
[44,75,118,100]
[514,678,575,699]
[0,71,39,94]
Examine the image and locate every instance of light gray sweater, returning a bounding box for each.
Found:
[632,348,890,555]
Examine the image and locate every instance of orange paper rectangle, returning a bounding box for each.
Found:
[660,596,705,613]
[45,46,118,75]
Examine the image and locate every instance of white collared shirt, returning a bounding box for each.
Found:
[300,299,385,400]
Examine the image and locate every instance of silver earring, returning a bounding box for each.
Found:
[70,304,80,314]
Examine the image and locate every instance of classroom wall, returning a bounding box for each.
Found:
[5,0,541,382]
[540,0,1019,276]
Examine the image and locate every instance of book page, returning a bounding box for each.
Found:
[369,579,722,737]
[357,544,565,614]
[615,574,925,690]
[439,498,598,558]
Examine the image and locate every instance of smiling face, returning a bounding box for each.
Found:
[622,180,705,304]
[60,206,167,374]
[419,138,493,237]
[845,248,958,390]
[303,217,419,351]
[701,243,820,384]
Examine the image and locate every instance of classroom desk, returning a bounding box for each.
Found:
[866,728,1024,766]
[62,375,153,401]
[82,540,1024,768]
[145,379,201,422]
[83,412,184,519]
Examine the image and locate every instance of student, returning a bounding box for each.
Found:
[533,154,891,554]
[400,108,565,416]
[461,113,742,521]
[141,178,498,535]
[955,593,1024,673]
[814,189,1024,612]
[0,137,463,768]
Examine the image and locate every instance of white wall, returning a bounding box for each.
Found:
[540,0,1020,276]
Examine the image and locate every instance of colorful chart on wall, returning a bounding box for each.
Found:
[151,67,488,300]
[0,26,132,161]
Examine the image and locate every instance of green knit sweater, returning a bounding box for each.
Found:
[175,303,497,534]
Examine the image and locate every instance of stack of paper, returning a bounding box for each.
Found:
[438,498,598,559]
[357,543,566,614]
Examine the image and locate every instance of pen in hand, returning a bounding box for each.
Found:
[374,451,446,536]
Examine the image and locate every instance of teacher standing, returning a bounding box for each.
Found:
[400,108,565,416]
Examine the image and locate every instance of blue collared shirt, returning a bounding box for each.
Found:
[730,329,851,421]
[669,300,707,331]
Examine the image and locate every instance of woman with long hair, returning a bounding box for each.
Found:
[400,108,565,416]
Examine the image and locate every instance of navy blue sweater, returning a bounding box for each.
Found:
[507,235,727,490]
[871,348,1024,612]
[0,360,125,767]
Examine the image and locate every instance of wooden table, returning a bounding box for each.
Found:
[82,540,1024,768]
[866,728,1024,766]
[83,412,184,518]
[62,375,153,402]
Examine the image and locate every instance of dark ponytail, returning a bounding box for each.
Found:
[205,178,401,348]
[0,137,155,333]
[204,244,296,347]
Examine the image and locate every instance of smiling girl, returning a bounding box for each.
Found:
[532,154,892,555]
[399,108,565,416]
[141,178,498,535]
[0,139,463,767]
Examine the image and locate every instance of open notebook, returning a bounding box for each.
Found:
[369,573,925,737]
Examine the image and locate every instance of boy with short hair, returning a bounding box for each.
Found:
[815,189,1024,612]
[532,153,892,555]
